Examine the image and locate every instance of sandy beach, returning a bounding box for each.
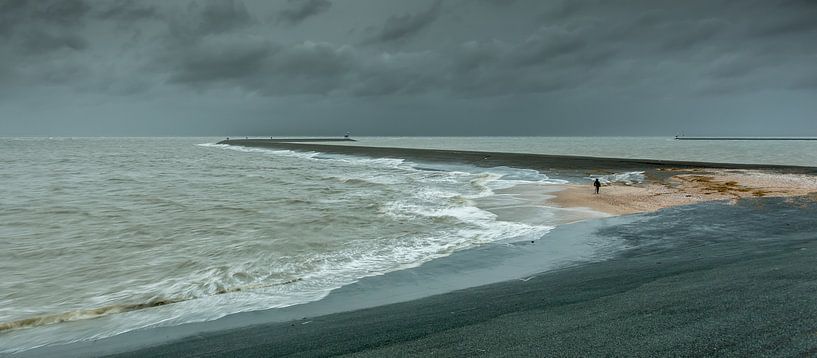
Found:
[549,169,817,215]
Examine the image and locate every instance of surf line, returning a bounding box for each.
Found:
[0,278,304,333]
[674,136,817,141]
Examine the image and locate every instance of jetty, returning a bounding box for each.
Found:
[218,138,357,145]
[674,136,817,141]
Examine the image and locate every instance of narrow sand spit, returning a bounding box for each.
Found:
[549,169,817,215]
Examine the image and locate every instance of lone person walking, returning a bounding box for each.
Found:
[593,178,601,194]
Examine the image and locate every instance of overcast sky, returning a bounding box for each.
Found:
[1,0,816,136]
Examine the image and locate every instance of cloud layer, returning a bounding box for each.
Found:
[275,0,332,25]
[1,0,816,135]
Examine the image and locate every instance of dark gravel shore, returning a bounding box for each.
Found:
[107,197,817,357]
[216,139,817,175]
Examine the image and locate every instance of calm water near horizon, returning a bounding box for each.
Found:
[1,136,815,353]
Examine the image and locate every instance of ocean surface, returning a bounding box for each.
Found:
[1,136,814,353]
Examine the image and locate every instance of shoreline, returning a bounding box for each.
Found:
[216,139,817,173]
[17,215,633,357]
[12,142,817,357]
[29,197,817,357]
[547,169,817,215]
[218,140,817,216]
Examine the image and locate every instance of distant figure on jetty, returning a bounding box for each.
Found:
[594,178,601,194]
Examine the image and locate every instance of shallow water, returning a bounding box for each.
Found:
[0,137,620,353]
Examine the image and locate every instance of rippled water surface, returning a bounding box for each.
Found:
[1,137,599,353]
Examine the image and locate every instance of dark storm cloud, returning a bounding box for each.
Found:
[2,0,817,136]
[748,0,817,37]
[0,0,90,59]
[168,37,276,85]
[165,38,441,96]
[5,0,816,98]
[163,25,606,98]
[0,0,91,84]
[21,0,90,26]
[657,19,725,52]
[275,0,332,25]
[479,0,517,6]
[162,0,253,41]
[364,0,442,44]
[194,0,252,35]
[144,0,816,99]
[510,27,588,67]
[440,31,615,97]
[95,0,159,22]
[0,0,89,39]
[18,30,88,54]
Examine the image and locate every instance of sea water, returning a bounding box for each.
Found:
[0,137,606,353]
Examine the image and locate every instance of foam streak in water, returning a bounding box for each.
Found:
[0,139,614,353]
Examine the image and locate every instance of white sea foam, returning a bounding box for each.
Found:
[591,171,646,185]
[199,143,323,160]
[0,141,605,353]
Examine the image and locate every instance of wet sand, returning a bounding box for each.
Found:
[549,169,817,215]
